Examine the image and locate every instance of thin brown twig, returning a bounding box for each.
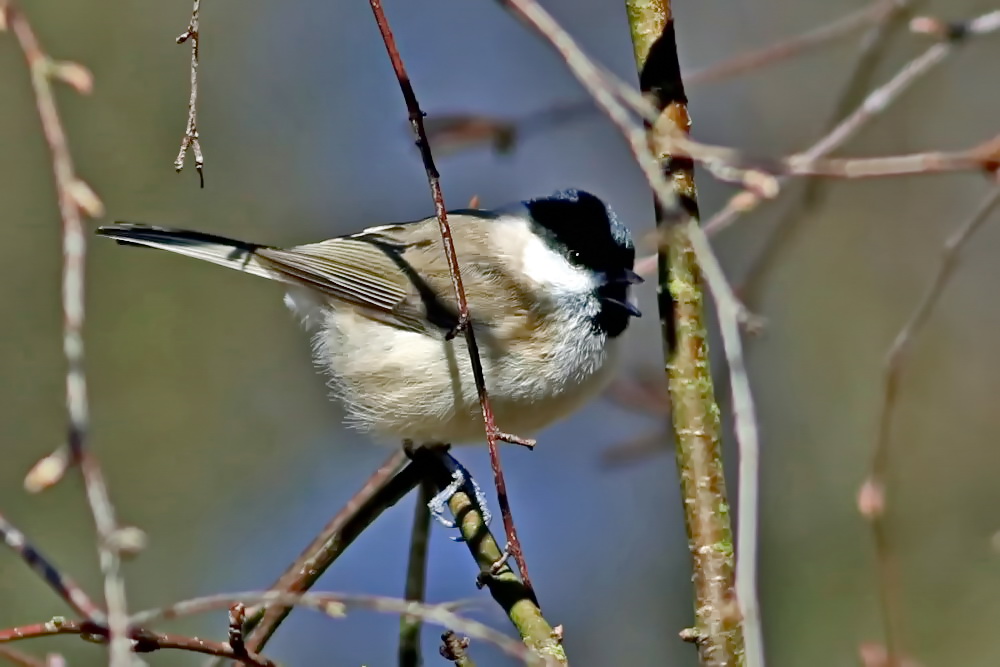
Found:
[1,5,132,665]
[0,618,277,667]
[687,0,896,86]
[238,450,416,655]
[175,0,204,187]
[132,590,542,665]
[0,512,105,623]
[861,186,1000,663]
[228,602,247,658]
[367,0,538,606]
[399,481,433,667]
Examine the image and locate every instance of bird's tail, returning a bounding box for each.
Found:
[96,223,285,282]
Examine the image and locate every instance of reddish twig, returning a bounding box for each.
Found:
[0,619,276,667]
[861,186,1000,662]
[238,450,417,654]
[227,603,246,658]
[0,512,104,623]
[175,0,204,186]
[1,5,133,665]
[366,0,537,601]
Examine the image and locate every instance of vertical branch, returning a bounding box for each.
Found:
[861,186,1000,662]
[399,482,433,667]
[366,0,537,602]
[624,3,750,666]
[1,4,133,665]
[175,0,204,187]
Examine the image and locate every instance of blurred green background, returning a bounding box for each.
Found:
[2,0,1000,665]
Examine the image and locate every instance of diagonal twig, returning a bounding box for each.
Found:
[0,512,105,623]
[366,0,538,608]
[238,450,417,655]
[404,448,566,664]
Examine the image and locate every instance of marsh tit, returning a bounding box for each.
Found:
[97,189,641,445]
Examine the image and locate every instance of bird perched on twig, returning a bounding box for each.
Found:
[97,189,641,446]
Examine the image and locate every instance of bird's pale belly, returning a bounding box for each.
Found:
[320,307,619,444]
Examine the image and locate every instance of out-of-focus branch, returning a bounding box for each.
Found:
[0,512,104,623]
[0,646,46,667]
[687,0,898,86]
[0,618,278,667]
[367,0,539,614]
[623,4,750,667]
[399,481,433,667]
[407,448,566,665]
[175,0,204,186]
[239,451,417,654]
[1,5,134,665]
[860,186,1000,662]
[134,590,542,665]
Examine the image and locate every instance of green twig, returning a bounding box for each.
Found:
[624,2,747,666]
[408,449,566,665]
[399,481,433,667]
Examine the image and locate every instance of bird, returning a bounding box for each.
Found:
[96,189,641,446]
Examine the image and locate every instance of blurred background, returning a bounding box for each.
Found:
[2,0,1000,665]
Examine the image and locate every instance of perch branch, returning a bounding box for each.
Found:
[407,448,566,665]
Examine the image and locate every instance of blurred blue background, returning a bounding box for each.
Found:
[3,0,1000,665]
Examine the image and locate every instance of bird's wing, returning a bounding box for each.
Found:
[258,216,494,334]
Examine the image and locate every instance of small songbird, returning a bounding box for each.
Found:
[97,189,641,445]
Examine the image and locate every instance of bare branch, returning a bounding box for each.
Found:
[861,186,1000,661]
[175,0,204,186]
[1,4,132,664]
